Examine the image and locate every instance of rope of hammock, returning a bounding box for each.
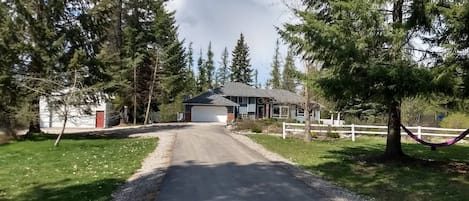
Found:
[400,124,469,150]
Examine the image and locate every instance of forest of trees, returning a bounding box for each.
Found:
[0,0,261,137]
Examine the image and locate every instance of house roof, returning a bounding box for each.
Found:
[183,91,239,106]
[266,89,305,104]
[187,82,322,107]
[214,82,270,97]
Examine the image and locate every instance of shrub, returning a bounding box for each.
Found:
[251,125,263,133]
[439,113,469,129]
[326,132,340,138]
[311,132,318,138]
[159,100,183,122]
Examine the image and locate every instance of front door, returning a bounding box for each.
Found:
[96,111,105,128]
[257,105,265,119]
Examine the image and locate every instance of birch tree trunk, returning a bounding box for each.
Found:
[144,55,159,125]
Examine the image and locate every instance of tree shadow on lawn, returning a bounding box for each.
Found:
[6,178,125,201]
[306,144,469,201]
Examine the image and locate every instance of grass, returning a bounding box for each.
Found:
[0,137,157,201]
[248,135,469,201]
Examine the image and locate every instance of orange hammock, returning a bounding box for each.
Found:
[401,124,469,150]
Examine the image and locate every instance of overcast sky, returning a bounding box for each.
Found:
[166,0,296,86]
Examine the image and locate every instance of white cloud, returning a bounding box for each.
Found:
[166,0,297,85]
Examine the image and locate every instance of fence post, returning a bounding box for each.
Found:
[351,124,355,142]
[417,126,422,139]
[282,122,286,139]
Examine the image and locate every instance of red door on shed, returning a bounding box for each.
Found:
[96,111,105,128]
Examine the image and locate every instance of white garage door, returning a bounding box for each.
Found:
[191,106,227,122]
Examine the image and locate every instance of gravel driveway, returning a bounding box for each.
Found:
[156,123,363,201]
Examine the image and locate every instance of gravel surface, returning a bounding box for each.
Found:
[111,126,178,201]
[229,132,368,201]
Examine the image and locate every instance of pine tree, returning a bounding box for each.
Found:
[282,50,297,92]
[10,0,112,133]
[230,33,253,85]
[184,42,197,95]
[205,42,215,88]
[269,39,281,89]
[279,0,456,159]
[216,47,230,85]
[197,49,208,92]
[187,42,195,72]
[0,2,22,137]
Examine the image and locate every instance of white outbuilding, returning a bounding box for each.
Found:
[39,96,114,129]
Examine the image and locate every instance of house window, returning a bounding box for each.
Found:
[272,105,289,118]
[230,96,237,102]
[297,108,304,116]
[240,97,247,104]
[249,97,256,104]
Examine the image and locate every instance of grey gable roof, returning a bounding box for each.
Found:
[266,89,306,104]
[214,82,270,97]
[183,91,238,106]
[186,82,321,107]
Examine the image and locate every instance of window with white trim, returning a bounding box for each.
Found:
[272,105,289,118]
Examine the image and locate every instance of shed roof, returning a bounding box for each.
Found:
[183,91,238,106]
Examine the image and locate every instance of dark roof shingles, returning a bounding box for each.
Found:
[183,91,238,106]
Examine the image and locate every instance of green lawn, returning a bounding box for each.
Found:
[248,135,469,201]
[0,137,157,201]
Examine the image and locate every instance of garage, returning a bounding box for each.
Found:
[183,91,238,123]
[191,106,227,122]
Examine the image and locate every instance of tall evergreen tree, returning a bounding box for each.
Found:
[184,42,197,95]
[230,33,253,85]
[280,0,455,159]
[187,42,195,72]
[9,0,112,133]
[205,42,215,88]
[282,50,297,92]
[216,47,230,85]
[197,49,208,92]
[269,39,281,89]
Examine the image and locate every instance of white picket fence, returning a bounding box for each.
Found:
[282,122,468,141]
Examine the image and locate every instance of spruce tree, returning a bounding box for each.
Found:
[282,50,297,92]
[205,42,215,88]
[216,47,230,85]
[280,0,456,159]
[184,42,197,95]
[230,33,253,85]
[269,39,281,89]
[197,49,208,92]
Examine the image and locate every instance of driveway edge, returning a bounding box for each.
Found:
[112,132,176,201]
[228,132,368,201]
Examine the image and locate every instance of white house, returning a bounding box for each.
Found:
[39,96,114,129]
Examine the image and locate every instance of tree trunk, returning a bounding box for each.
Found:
[304,62,312,142]
[384,102,405,159]
[144,55,158,125]
[28,97,41,134]
[54,115,67,147]
[133,64,137,125]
